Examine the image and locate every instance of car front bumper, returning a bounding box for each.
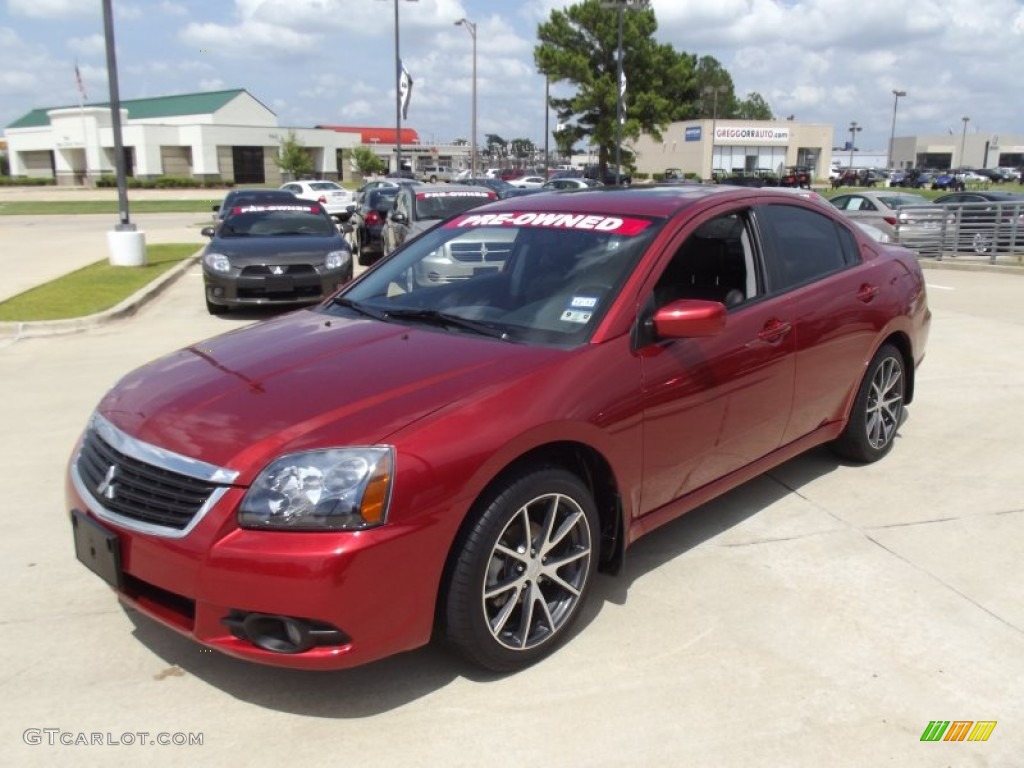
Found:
[66,454,450,670]
[203,264,352,308]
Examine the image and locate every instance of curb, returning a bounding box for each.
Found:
[0,253,201,342]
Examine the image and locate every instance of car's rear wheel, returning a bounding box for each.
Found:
[972,232,993,254]
[831,343,905,463]
[444,467,598,672]
[429,175,438,183]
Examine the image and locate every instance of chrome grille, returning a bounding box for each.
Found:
[449,240,514,264]
[76,428,219,531]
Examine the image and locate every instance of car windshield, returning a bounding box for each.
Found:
[328,209,665,347]
[367,189,398,210]
[220,205,337,237]
[414,190,495,220]
[309,182,342,191]
[878,194,929,208]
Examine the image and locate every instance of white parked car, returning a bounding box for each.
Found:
[280,180,355,219]
[510,175,547,189]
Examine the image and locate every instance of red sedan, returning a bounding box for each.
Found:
[68,186,930,673]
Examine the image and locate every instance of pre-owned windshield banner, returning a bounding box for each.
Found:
[447,212,652,236]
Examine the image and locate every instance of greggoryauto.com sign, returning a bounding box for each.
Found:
[714,126,790,144]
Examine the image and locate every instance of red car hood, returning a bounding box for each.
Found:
[97,309,563,481]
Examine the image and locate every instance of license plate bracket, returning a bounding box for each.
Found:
[72,510,123,589]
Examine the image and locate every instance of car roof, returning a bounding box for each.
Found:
[471,184,816,219]
[938,191,1024,201]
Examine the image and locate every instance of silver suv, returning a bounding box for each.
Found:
[418,165,454,183]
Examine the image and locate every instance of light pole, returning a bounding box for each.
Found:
[455,17,477,176]
[384,0,418,175]
[703,84,728,180]
[601,1,648,185]
[959,116,970,168]
[848,121,862,172]
[887,89,906,170]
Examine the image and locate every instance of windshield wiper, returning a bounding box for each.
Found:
[330,297,390,321]
[383,308,510,339]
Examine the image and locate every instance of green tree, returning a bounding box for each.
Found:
[275,130,313,178]
[351,145,386,177]
[735,92,774,120]
[485,134,508,162]
[535,0,699,176]
[510,138,536,161]
[553,124,583,160]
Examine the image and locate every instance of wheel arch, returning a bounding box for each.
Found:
[881,330,916,405]
[433,440,626,632]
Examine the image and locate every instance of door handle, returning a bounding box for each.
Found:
[758,318,792,343]
[856,284,879,302]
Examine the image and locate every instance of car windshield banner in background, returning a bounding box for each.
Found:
[447,212,653,236]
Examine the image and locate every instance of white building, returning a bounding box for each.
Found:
[4,89,362,186]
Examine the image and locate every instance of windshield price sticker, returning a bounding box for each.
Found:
[417,191,494,199]
[449,212,651,235]
[232,205,319,214]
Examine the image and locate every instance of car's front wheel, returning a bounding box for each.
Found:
[972,231,993,254]
[831,343,905,462]
[444,467,599,672]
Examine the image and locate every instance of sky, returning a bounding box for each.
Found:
[3,0,1023,154]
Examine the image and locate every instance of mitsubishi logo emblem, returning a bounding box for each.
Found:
[96,465,118,500]
[270,265,285,275]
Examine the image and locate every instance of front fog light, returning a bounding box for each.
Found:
[238,447,393,531]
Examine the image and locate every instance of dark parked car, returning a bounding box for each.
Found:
[582,164,632,186]
[69,186,929,673]
[381,184,497,256]
[200,202,353,314]
[347,187,400,266]
[934,191,1024,253]
[211,188,299,223]
[930,171,966,192]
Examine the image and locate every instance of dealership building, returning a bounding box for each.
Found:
[632,119,835,180]
[2,89,440,186]
[891,133,1024,170]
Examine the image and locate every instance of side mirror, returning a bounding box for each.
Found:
[651,299,727,339]
[200,226,216,238]
[390,212,408,224]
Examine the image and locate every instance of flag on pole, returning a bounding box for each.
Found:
[399,59,413,120]
[619,69,627,125]
[75,62,88,102]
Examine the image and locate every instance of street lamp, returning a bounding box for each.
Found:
[455,17,477,176]
[848,121,862,172]
[887,89,906,170]
[703,84,728,180]
[960,116,970,168]
[382,0,419,175]
[601,0,649,185]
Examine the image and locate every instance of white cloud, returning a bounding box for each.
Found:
[6,0,94,18]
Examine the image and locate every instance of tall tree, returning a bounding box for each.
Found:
[535,0,699,175]
[735,92,774,120]
[351,145,386,177]
[510,138,536,161]
[276,130,313,179]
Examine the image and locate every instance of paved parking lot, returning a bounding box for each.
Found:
[0,217,1021,765]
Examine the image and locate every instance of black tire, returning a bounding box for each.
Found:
[444,467,599,672]
[830,343,906,463]
[429,175,438,183]
[205,297,228,315]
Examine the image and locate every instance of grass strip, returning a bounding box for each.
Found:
[0,243,198,321]
[0,200,219,215]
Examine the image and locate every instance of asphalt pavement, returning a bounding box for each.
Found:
[0,199,1021,766]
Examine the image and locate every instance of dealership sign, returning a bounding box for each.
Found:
[685,126,701,142]
[714,126,790,144]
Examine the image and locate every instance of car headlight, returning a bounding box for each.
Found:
[238,447,393,531]
[203,252,231,273]
[325,250,350,270]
